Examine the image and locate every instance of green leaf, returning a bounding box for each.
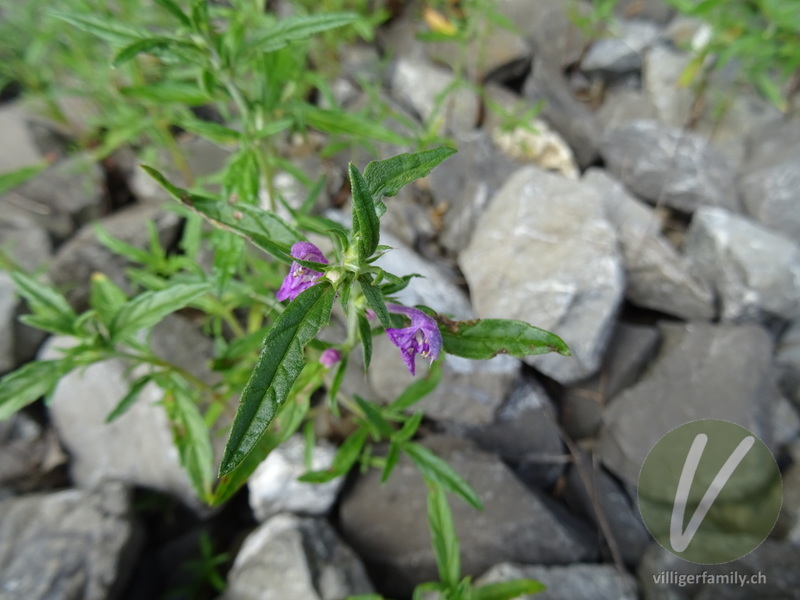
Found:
[219,282,335,476]
[403,442,483,510]
[142,166,303,259]
[249,13,359,54]
[105,375,151,423]
[0,162,47,195]
[388,358,443,412]
[177,117,242,144]
[112,37,189,66]
[94,224,153,264]
[427,483,461,588]
[349,163,380,261]
[473,580,547,600]
[121,82,208,105]
[110,283,210,340]
[381,441,401,483]
[164,382,215,500]
[303,106,409,145]
[0,360,72,420]
[11,272,77,336]
[358,273,394,330]
[89,273,128,328]
[354,396,393,438]
[393,411,423,443]
[364,147,457,216]
[49,10,148,44]
[299,427,368,483]
[211,362,323,506]
[428,314,571,360]
[154,0,192,27]
[357,312,373,369]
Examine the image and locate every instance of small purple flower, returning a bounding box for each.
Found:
[320,348,342,368]
[276,242,329,302]
[385,304,442,376]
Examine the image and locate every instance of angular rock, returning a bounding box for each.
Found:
[377,183,436,249]
[642,45,694,128]
[0,155,104,243]
[564,459,651,567]
[477,562,639,600]
[466,377,564,488]
[339,436,597,598]
[428,129,524,255]
[491,120,578,179]
[581,20,661,77]
[0,482,140,600]
[460,166,624,384]
[599,323,780,488]
[0,103,44,173]
[777,454,800,546]
[562,321,662,440]
[422,15,531,81]
[368,333,519,426]
[637,540,800,600]
[0,206,52,272]
[684,207,800,322]
[0,413,65,498]
[388,57,480,133]
[601,120,739,213]
[595,86,658,135]
[248,435,344,522]
[495,0,592,68]
[776,320,800,406]
[222,514,373,600]
[48,203,181,311]
[523,58,602,168]
[40,330,215,513]
[373,233,472,319]
[583,168,715,319]
[740,120,800,241]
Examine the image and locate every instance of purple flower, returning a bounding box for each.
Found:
[276,242,329,302]
[320,348,342,368]
[385,304,442,376]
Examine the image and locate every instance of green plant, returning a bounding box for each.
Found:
[0,1,572,597]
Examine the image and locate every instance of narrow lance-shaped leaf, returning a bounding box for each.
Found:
[112,37,194,67]
[154,0,192,27]
[105,375,151,423]
[211,362,324,506]
[349,163,380,260]
[427,483,461,589]
[0,163,47,196]
[364,147,457,216]
[11,272,77,336]
[142,165,303,260]
[358,274,394,330]
[0,360,72,421]
[164,383,215,501]
[302,106,409,146]
[110,283,210,340]
[425,312,571,360]
[49,10,148,44]
[403,441,483,510]
[249,13,359,54]
[219,282,336,476]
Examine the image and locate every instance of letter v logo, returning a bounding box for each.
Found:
[638,420,782,564]
[669,433,754,552]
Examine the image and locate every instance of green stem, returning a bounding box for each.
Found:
[110,350,214,393]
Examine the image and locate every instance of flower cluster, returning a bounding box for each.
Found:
[278,242,441,375]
